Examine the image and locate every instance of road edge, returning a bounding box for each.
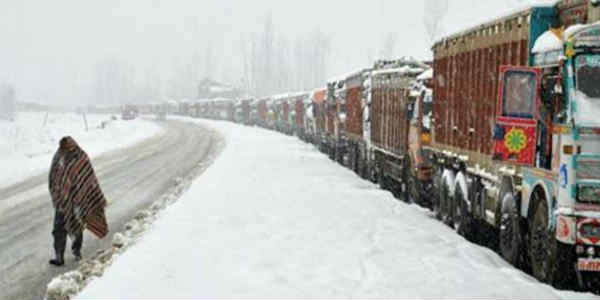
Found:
[44,120,226,300]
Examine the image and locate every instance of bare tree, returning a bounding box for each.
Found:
[241,18,330,96]
[92,57,136,105]
[424,0,449,43]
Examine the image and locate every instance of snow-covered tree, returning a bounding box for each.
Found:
[92,57,136,106]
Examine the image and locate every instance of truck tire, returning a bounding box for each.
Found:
[454,183,472,239]
[440,178,452,226]
[499,193,521,266]
[406,171,419,205]
[432,168,443,220]
[529,195,554,284]
[378,172,387,191]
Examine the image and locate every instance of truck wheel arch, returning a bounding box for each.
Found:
[442,169,456,196]
[526,183,553,231]
[496,176,518,228]
[454,172,470,210]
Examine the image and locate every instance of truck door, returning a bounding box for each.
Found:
[493,66,541,166]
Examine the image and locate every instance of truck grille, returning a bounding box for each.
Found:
[578,159,600,181]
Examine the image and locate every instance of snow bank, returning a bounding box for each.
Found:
[44,125,225,300]
[75,119,595,299]
[0,112,164,188]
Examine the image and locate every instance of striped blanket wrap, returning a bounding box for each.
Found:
[49,137,108,239]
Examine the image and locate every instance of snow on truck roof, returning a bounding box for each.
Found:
[271,91,308,101]
[327,68,368,84]
[371,65,426,77]
[532,29,563,53]
[416,68,433,81]
[435,0,559,46]
[532,22,600,53]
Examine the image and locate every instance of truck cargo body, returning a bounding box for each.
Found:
[293,93,310,140]
[339,72,367,175]
[309,88,327,148]
[242,99,251,125]
[428,1,600,288]
[281,99,291,135]
[257,98,269,128]
[368,68,414,199]
[322,94,337,159]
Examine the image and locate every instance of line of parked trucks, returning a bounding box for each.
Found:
[139,0,600,292]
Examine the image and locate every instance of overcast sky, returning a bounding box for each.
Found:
[1,0,523,105]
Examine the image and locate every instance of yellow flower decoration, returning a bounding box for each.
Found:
[504,128,527,153]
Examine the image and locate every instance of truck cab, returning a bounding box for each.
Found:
[495,22,600,286]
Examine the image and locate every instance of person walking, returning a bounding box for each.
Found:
[48,136,109,266]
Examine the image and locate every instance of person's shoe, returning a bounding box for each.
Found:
[49,251,64,266]
[73,251,82,262]
[49,257,64,266]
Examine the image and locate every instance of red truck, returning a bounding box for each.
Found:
[328,70,369,173]
[292,93,310,140]
[256,98,269,128]
[367,60,430,203]
[306,88,327,147]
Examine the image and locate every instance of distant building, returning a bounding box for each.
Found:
[197,78,243,100]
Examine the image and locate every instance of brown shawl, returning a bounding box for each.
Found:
[49,136,108,238]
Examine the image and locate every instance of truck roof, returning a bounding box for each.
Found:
[434,0,558,47]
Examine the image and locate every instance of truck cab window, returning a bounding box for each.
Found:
[502,71,536,119]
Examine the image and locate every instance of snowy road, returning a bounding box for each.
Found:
[77,119,597,299]
[0,120,219,300]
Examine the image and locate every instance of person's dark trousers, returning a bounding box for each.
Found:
[50,210,83,266]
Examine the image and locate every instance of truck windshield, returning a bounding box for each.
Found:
[574,54,600,126]
[502,71,535,119]
[575,54,600,98]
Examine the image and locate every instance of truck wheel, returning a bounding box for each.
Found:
[370,167,378,184]
[529,196,554,284]
[454,183,472,238]
[405,162,419,205]
[432,168,443,220]
[407,173,419,205]
[499,193,521,266]
[378,172,387,190]
[440,178,452,225]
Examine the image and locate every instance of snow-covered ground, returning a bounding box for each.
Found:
[0,112,163,189]
[74,119,596,299]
